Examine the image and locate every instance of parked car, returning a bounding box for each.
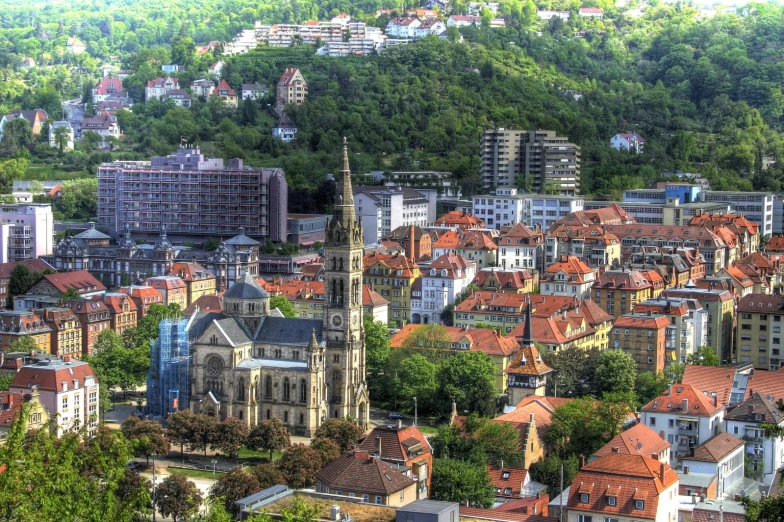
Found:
[387,412,405,420]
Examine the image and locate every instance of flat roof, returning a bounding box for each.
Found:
[398,500,458,514]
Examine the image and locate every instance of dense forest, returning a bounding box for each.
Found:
[1,0,784,212]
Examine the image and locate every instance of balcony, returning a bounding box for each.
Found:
[678,423,698,435]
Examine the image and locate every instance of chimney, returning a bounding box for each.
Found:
[374,435,381,456]
[684,466,690,474]
[682,399,688,411]
[63,355,71,363]
[659,463,666,483]
[7,394,12,407]
[651,453,658,460]
[408,224,416,261]
[668,384,673,397]
[397,418,402,429]
[499,460,504,471]
[579,455,585,469]
[611,447,619,454]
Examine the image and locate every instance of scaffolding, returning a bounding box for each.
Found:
[147,318,191,420]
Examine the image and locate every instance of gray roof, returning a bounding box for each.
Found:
[73,223,111,240]
[213,317,253,345]
[676,472,716,488]
[224,272,269,299]
[242,357,309,371]
[225,228,260,246]
[255,317,322,345]
[398,500,459,514]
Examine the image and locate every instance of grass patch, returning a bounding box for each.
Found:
[235,446,282,464]
[23,164,91,181]
[416,425,440,435]
[168,467,221,480]
[266,495,396,522]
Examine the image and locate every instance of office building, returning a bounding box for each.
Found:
[735,294,784,371]
[480,129,580,194]
[353,186,436,245]
[97,147,288,243]
[0,203,53,262]
[471,187,528,230]
[700,191,774,237]
[527,195,584,230]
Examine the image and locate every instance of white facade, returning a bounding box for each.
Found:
[528,195,584,230]
[471,187,528,230]
[420,256,476,325]
[540,269,594,299]
[726,410,784,486]
[414,20,446,38]
[272,124,297,142]
[353,186,437,245]
[537,10,570,20]
[386,18,421,38]
[144,78,179,101]
[610,132,645,153]
[682,443,744,498]
[48,121,74,151]
[0,203,54,262]
[701,191,774,238]
[191,79,215,98]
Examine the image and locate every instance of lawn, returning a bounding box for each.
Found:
[266,495,396,522]
[235,446,282,464]
[23,164,91,181]
[168,467,222,480]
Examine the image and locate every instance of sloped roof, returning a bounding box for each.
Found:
[225,272,269,299]
[487,465,528,497]
[434,210,484,228]
[40,271,105,294]
[73,223,111,240]
[681,366,736,408]
[255,317,322,345]
[315,451,416,495]
[505,338,552,377]
[10,358,96,392]
[472,269,534,291]
[390,324,519,357]
[0,259,53,280]
[641,383,720,416]
[184,294,224,316]
[725,392,783,424]
[213,79,236,96]
[362,285,389,307]
[684,433,744,463]
[358,424,431,462]
[745,366,784,402]
[593,423,670,460]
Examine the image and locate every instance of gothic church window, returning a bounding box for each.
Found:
[300,379,307,403]
[265,376,272,399]
[283,378,290,400]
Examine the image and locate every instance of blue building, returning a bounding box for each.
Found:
[147,317,191,420]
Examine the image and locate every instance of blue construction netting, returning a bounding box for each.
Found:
[147,318,191,420]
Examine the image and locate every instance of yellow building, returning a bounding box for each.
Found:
[0,310,52,353]
[170,262,217,307]
[591,268,665,320]
[38,308,83,359]
[471,267,539,294]
[664,288,735,363]
[0,389,49,439]
[145,275,188,308]
[363,252,421,327]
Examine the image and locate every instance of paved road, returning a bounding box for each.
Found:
[62,99,84,138]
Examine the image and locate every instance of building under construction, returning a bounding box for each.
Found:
[147,317,191,420]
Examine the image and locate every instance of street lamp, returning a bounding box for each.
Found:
[212,459,217,478]
[412,396,417,427]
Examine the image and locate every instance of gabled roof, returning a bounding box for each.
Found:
[725,392,784,424]
[545,256,594,278]
[472,269,534,291]
[683,433,744,463]
[170,262,214,282]
[552,204,636,228]
[681,366,736,408]
[433,230,497,251]
[433,210,484,228]
[744,366,784,402]
[499,223,544,245]
[612,313,670,330]
[0,259,53,280]
[362,285,389,307]
[100,293,138,314]
[145,275,187,290]
[390,324,519,357]
[213,79,236,96]
[641,383,720,416]
[39,271,105,294]
[487,466,528,497]
[737,293,784,314]
[10,357,97,392]
[184,294,224,316]
[593,269,653,290]
[593,423,670,460]
[315,451,416,495]
[358,424,431,462]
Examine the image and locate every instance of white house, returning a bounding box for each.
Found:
[681,433,745,498]
[414,19,446,38]
[209,61,227,77]
[9,356,100,437]
[48,121,74,152]
[611,131,646,153]
[241,83,267,100]
[539,255,596,299]
[145,77,179,101]
[497,222,543,271]
[272,120,298,142]
[468,2,499,15]
[447,15,483,27]
[641,384,725,467]
[191,79,215,98]
[725,392,784,485]
[419,253,476,325]
[578,7,604,18]
[386,17,421,38]
[471,187,528,230]
[537,10,570,20]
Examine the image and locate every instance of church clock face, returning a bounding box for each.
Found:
[331,314,343,327]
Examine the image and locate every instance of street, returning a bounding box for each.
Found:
[62,98,84,138]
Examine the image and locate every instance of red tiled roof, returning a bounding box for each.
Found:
[169,262,214,282]
[472,269,534,291]
[612,314,670,330]
[545,256,594,279]
[315,451,415,495]
[693,509,744,522]
[434,210,484,228]
[0,259,53,280]
[506,312,595,346]
[427,253,474,278]
[746,366,784,402]
[593,423,670,459]
[363,252,419,276]
[362,285,389,307]
[684,432,744,463]
[184,294,224,315]
[358,425,431,462]
[212,79,236,96]
[681,366,737,408]
[145,276,187,290]
[94,77,124,95]
[505,341,553,376]
[390,324,519,357]
[119,285,164,302]
[10,359,97,392]
[487,465,528,497]
[552,204,635,229]
[737,294,784,314]
[641,384,720,416]
[279,68,305,86]
[40,271,105,294]
[99,293,138,314]
[459,506,557,522]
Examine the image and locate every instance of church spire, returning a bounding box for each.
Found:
[337,137,354,211]
[521,299,534,348]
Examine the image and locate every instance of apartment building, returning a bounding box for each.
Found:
[634,298,708,364]
[700,191,774,237]
[724,392,784,485]
[353,186,436,245]
[682,433,745,498]
[97,147,288,243]
[275,68,307,112]
[363,252,421,327]
[641,384,724,466]
[119,285,164,317]
[432,230,498,268]
[145,275,187,308]
[0,310,52,353]
[497,223,544,270]
[0,203,53,262]
[546,225,621,268]
[433,210,484,229]
[540,255,596,299]
[38,308,82,359]
[63,299,112,356]
[99,293,138,336]
[472,267,539,294]
[480,129,581,194]
[386,225,432,262]
[9,356,100,437]
[528,195,584,230]
[169,262,216,306]
[662,288,735,364]
[591,268,664,319]
[609,313,670,375]
[418,254,476,325]
[735,294,784,371]
[471,187,529,230]
[145,77,179,100]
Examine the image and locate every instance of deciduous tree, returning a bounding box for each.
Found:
[156,474,203,522]
[210,468,260,515]
[312,418,364,452]
[246,418,290,461]
[120,417,169,464]
[269,296,297,318]
[166,410,196,456]
[210,417,248,457]
[431,458,495,507]
[276,444,323,488]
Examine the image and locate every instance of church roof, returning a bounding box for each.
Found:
[254,317,323,345]
[225,272,269,299]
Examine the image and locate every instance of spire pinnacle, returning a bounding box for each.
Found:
[341,136,350,174]
[521,300,534,347]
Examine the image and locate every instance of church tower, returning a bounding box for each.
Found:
[323,138,369,426]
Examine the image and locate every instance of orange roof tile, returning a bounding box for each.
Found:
[434,210,484,228]
[487,466,528,497]
[683,433,744,463]
[593,423,670,460]
[641,384,720,416]
[390,324,519,357]
[681,366,737,407]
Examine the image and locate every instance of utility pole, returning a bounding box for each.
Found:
[559,463,564,522]
[152,455,157,522]
[413,396,417,426]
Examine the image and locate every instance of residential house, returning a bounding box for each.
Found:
[48,121,74,151]
[472,267,539,295]
[169,262,216,307]
[545,225,622,268]
[0,259,53,309]
[447,15,483,27]
[315,450,417,506]
[634,298,708,364]
[272,118,298,142]
[432,230,497,268]
[118,285,164,317]
[578,7,604,18]
[591,422,671,463]
[609,313,671,375]
[433,210,484,229]
[415,19,446,38]
[211,80,238,108]
[19,57,35,69]
[0,389,48,436]
[358,423,433,499]
[209,61,227,76]
[363,252,421,326]
[498,223,544,271]
[161,89,192,107]
[681,433,745,498]
[713,266,754,298]
[9,356,100,436]
[688,213,760,257]
[276,68,307,112]
[592,268,662,319]
[540,256,596,299]
[66,37,87,54]
[505,301,613,353]
[145,275,188,308]
[92,77,124,102]
[550,203,637,229]
[38,307,82,359]
[537,10,570,20]
[80,114,120,146]
[0,310,52,353]
[386,226,433,262]
[681,365,749,409]
[386,17,421,38]
[565,454,679,522]
[241,83,267,100]
[641,384,724,466]
[22,270,106,303]
[660,288,736,364]
[417,253,476,325]
[145,77,179,100]
[63,299,112,356]
[735,294,784,371]
[363,285,390,324]
[191,79,215,98]
[0,110,48,138]
[99,293,138,336]
[610,131,645,153]
[390,324,520,393]
[724,392,784,485]
[486,465,543,503]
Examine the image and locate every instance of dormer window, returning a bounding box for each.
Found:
[635,500,644,510]
[504,487,512,495]
[580,494,589,503]
[607,496,616,506]
[502,471,510,479]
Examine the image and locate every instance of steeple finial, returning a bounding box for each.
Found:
[341,136,350,174]
[521,300,534,347]
[308,327,319,351]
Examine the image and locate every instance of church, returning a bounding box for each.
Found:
[187,139,370,435]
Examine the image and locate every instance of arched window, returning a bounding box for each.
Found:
[300,379,307,403]
[299,413,304,425]
[238,410,244,421]
[284,411,289,424]
[283,378,290,400]
[237,377,245,401]
[266,409,271,420]
[332,370,342,402]
[264,376,272,399]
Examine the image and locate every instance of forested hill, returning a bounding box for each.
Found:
[1,0,784,202]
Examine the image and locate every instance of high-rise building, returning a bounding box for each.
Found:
[0,203,53,262]
[480,129,581,195]
[97,147,287,243]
